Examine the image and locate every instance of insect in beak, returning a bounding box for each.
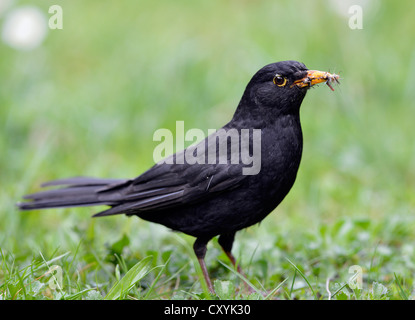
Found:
[293,70,340,91]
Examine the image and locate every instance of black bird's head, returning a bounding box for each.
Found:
[234,60,339,122]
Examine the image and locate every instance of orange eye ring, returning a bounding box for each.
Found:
[273,75,287,87]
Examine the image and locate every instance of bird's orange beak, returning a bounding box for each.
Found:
[293,70,340,91]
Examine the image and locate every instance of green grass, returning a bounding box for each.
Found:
[2,0,415,300]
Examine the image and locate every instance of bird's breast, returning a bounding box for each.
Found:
[251,115,303,204]
[261,115,302,169]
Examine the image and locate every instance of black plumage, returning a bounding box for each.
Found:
[18,61,338,293]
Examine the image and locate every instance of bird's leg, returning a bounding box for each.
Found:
[218,233,256,294]
[218,233,245,277]
[193,237,215,294]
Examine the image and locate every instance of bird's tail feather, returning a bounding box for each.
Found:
[17,177,127,211]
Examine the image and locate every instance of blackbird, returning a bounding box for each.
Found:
[18,60,339,293]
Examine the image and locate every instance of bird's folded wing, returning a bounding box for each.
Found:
[92,161,247,216]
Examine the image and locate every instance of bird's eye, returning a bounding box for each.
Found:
[273,75,287,87]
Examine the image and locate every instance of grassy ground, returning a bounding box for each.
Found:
[1,0,415,300]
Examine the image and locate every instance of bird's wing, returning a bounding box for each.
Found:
[93,158,247,216]
[93,129,254,217]
[19,129,252,216]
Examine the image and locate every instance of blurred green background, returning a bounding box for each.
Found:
[1,0,415,299]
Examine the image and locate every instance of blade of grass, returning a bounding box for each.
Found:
[104,256,153,300]
[217,260,262,296]
[288,269,297,299]
[64,288,97,300]
[329,281,349,300]
[394,272,409,300]
[143,255,171,299]
[285,257,316,299]
[264,277,288,300]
